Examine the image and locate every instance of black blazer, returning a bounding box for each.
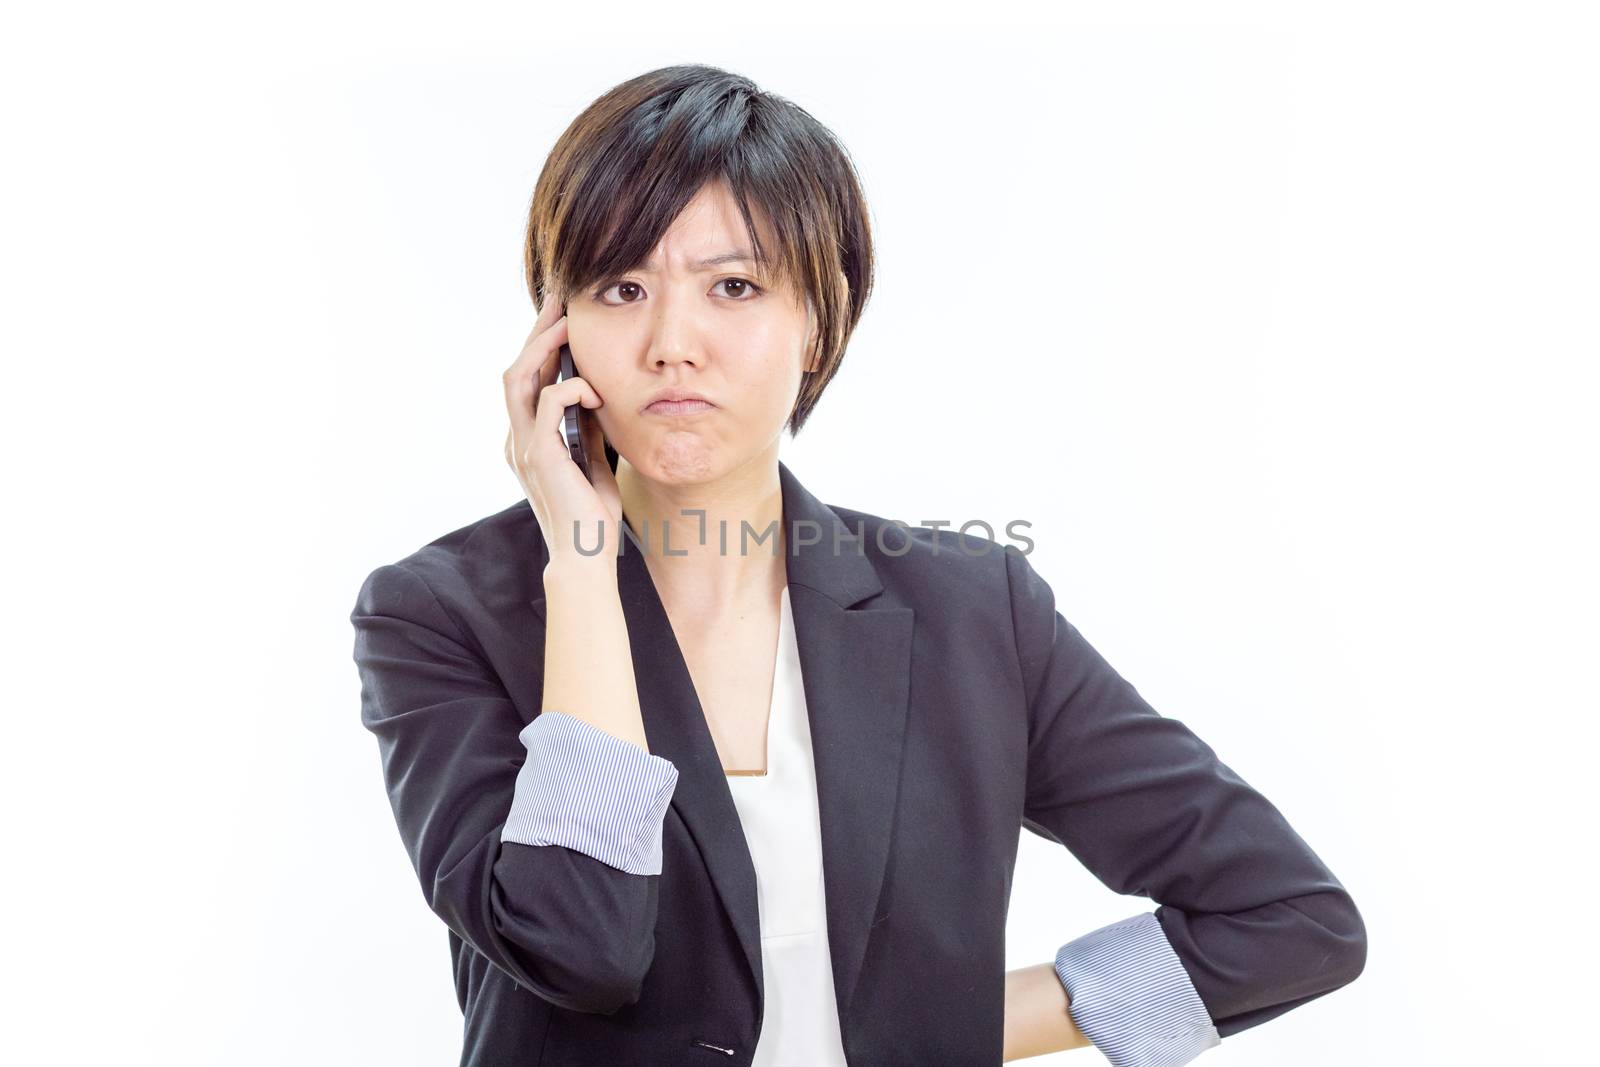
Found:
[351,460,1366,1066]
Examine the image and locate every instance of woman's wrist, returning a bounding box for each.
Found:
[544,553,618,591]
[1002,961,1089,1061]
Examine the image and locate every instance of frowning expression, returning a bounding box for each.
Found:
[564,179,818,483]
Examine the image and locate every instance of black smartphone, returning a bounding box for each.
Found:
[554,311,619,480]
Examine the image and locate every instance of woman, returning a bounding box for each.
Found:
[351,64,1366,1066]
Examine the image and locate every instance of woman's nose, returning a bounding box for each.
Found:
[645,293,703,367]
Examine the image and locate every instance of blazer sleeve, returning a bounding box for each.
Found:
[351,561,679,1015]
[1003,545,1367,1045]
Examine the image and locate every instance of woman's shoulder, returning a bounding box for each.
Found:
[353,498,545,629]
[822,500,1027,615]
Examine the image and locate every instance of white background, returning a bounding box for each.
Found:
[5,2,1595,1064]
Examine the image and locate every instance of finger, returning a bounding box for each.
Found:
[585,401,621,497]
[503,316,569,448]
[580,391,609,468]
[530,376,601,466]
[505,309,567,393]
[503,286,568,400]
[534,286,564,329]
[536,330,566,393]
[584,406,623,519]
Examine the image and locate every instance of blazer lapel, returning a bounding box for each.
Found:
[780,469,915,1026]
[528,460,914,1030]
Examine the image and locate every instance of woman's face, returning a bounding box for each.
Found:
[564,179,817,485]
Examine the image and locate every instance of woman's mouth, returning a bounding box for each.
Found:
[644,398,715,416]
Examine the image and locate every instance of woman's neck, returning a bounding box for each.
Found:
[615,453,788,617]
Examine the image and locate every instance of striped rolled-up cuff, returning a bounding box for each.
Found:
[500,710,680,876]
[1053,911,1222,1067]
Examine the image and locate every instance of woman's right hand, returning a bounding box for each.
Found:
[503,292,625,568]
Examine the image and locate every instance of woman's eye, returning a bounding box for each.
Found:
[595,281,644,305]
[717,277,764,300]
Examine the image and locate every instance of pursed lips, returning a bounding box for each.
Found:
[643,397,716,415]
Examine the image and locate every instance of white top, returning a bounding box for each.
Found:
[725,585,850,1066]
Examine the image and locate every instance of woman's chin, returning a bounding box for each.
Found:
[630,439,723,485]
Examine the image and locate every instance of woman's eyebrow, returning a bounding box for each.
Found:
[635,250,768,271]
